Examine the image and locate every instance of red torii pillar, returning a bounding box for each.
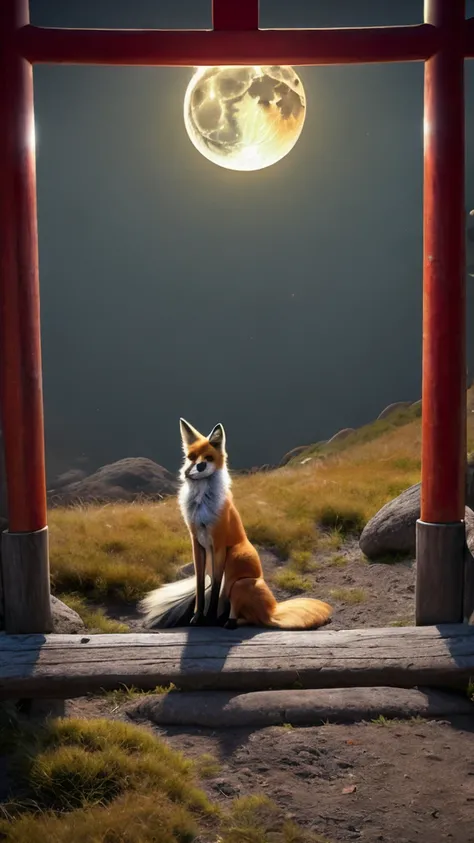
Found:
[0,0,471,633]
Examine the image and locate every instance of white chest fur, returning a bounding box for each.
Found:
[178,470,229,547]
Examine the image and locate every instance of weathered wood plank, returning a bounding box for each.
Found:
[415,520,465,624]
[128,687,474,728]
[1,528,53,634]
[0,625,472,699]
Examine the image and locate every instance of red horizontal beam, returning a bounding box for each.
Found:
[213,0,259,31]
[18,24,440,67]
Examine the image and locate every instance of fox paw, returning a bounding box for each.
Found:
[224,619,238,630]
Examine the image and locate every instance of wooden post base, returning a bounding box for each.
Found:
[415,520,465,625]
[1,527,52,633]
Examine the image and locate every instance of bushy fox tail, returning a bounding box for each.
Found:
[139,575,211,629]
[269,598,332,630]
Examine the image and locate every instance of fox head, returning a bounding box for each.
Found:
[179,418,227,481]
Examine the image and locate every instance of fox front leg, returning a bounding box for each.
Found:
[206,543,226,623]
[224,601,239,630]
[190,533,206,626]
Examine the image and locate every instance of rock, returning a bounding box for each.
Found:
[279,445,309,467]
[53,469,87,489]
[326,428,355,446]
[466,458,474,509]
[359,483,420,559]
[377,401,412,420]
[48,457,178,505]
[464,508,474,623]
[360,478,474,561]
[51,596,87,633]
[126,687,474,729]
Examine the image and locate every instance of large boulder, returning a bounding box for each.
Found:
[48,457,178,505]
[360,476,474,561]
[359,483,421,559]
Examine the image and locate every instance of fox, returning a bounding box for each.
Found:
[140,419,332,630]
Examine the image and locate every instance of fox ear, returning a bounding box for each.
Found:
[208,423,226,450]
[179,418,202,450]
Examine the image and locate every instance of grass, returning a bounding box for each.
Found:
[0,712,321,843]
[103,683,177,707]
[49,500,189,602]
[195,753,221,779]
[59,593,130,633]
[289,549,315,572]
[371,714,425,727]
[287,403,424,466]
[273,569,312,593]
[329,587,367,605]
[326,553,348,568]
[220,795,330,843]
[389,617,413,627]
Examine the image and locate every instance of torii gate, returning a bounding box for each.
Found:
[0,0,472,634]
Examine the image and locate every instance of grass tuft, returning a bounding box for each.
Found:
[103,683,177,707]
[59,593,130,633]
[329,587,367,605]
[195,753,221,779]
[221,795,329,843]
[272,569,312,593]
[318,506,366,535]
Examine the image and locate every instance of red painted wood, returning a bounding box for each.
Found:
[213,0,259,31]
[18,24,439,67]
[0,0,47,533]
[421,0,466,524]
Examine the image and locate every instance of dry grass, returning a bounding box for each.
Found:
[46,390,474,605]
[59,594,130,633]
[0,712,320,843]
[272,569,312,593]
[329,587,367,605]
[49,500,188,601]
[103,683,177,707]
[220,795,330,843]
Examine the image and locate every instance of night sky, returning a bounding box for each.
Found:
[29,0,474,479]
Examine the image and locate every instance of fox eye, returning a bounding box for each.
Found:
[188,454,195,462]
[206,455,214,462]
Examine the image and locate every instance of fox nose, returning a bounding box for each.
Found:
[196,462,207,473]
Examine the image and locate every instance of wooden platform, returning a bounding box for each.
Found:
[0,624,473,699]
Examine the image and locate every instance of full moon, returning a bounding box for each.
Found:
[183,65,306,172]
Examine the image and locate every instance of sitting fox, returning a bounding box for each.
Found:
[140,419,332,630]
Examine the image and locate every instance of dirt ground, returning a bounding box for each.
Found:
[62,543,474,843]
[64,694,474,843]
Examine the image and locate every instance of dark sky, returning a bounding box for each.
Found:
[29,0,474,479]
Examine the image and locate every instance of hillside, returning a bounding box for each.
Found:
[48,387,474,621]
